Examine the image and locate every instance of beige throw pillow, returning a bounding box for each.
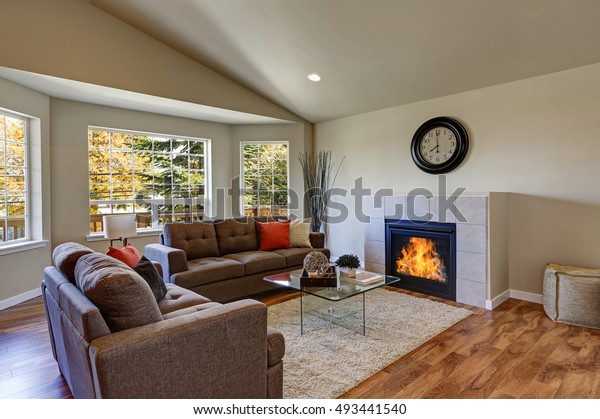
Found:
[289,219,312,248]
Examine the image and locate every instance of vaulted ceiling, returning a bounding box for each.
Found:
[88,0,600,123]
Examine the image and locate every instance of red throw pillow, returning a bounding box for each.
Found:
[258,221,292,251]
[107,244,141,268]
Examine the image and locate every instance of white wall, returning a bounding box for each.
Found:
[0,78,51,305]
[315,62,600,297]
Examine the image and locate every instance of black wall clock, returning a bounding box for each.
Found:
[410,116,469,174]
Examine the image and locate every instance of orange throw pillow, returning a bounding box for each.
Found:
[258,221,292,251]
[107,244,141,268]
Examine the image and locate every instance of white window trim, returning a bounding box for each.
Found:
[87,126,211,234]
[0,239,47,256]
[239,140,290,216]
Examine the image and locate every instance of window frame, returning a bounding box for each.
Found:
[240,140,290,217]
[0,109,30,247]
[87,126,210,235]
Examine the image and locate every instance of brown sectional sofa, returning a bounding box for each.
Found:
[145,216,330,302]
[42,242,284,398]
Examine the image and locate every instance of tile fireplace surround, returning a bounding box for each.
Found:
[363,193,508,309]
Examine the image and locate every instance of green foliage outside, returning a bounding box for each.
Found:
[88,129,206,232]
[242,143,288,215]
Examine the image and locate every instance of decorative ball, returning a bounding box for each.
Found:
[303,251,330,274]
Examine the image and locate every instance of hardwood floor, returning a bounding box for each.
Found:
[1,288,598,399]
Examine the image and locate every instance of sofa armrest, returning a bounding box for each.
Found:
[266,326,285,367]
[89,299,274,399]
[309,231,325,248]
[144,243,187,283]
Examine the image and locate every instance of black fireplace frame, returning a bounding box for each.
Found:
[385,219,456,301]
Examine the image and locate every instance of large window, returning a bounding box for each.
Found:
[88,128,208,233]
[0,111,28,244]
[241,142,288,216]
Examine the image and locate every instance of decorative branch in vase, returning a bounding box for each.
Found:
[298,150,344,232]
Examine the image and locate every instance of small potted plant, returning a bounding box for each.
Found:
[335,254,361,278]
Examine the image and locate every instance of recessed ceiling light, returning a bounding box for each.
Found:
[307,73,321,82]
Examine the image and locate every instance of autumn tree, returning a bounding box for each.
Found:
[88,129,206,232]
[0,114,26,241]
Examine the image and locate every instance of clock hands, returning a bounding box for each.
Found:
[428,131,441,154]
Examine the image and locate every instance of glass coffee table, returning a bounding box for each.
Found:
[263,269,401,335]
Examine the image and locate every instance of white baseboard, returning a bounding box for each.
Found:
[486,289,510,310]
[0,287,42,311]
[486,288,543,310]
[509,289,543,304]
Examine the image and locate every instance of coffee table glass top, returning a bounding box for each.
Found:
[263,269,401,302]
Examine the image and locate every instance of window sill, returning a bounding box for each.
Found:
[86,229,162,242]
[0,240,49,256]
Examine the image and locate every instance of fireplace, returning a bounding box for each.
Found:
[385,219,456,301]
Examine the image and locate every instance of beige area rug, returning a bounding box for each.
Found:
[267,288,472,399]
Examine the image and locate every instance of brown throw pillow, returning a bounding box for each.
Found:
[133,256,167,303]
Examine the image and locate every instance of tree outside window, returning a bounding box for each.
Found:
[88,128,207,233]
[241,142,288,216]
[0,112,27,244]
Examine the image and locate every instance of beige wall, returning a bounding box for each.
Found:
[0,0,305,124]
[0,78,51,303]
[508,194,600,295]
[315,62,600,298]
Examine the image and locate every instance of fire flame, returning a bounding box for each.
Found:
[396,237,447,282]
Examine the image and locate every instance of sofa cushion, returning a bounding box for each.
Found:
[214,217,258,255]
[257,221,292,251]
[223,251,286,276]
[174,257,246,289]
[163,222,219,260]
[289,219,312,248]
[107,244,141,267]
[74,253,162,332]
[158,283,212,315]
[53,242,94,283]
[133,256,167,303]
[271,247,316,268]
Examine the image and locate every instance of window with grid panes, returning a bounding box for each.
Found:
[88,128,208,233]
[0,111,28,244]
[241,142,288,216]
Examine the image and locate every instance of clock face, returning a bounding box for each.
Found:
[410,116,469,174]
[418,127,457,165]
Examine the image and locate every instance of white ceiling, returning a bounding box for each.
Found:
[85,0,600,123]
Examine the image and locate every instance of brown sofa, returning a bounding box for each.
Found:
[42,242,284,398]
[145,216,330,302]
